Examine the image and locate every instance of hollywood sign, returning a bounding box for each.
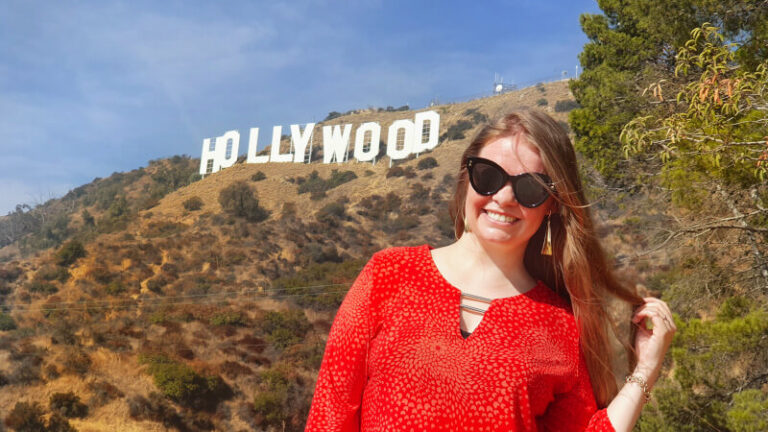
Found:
[199,111,440,175]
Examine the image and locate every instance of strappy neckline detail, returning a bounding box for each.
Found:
[423,244,545,341]
[424,244,546,304]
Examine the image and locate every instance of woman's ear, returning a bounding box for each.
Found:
[547,199,560,215]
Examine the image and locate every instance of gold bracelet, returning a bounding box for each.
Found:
[625,374,652,402]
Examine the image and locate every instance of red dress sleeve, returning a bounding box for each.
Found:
[305,256,377,432]
[536,346,616,432]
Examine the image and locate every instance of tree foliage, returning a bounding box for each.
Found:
[622,24,768,186]
[621,24,768,289]
[573,4,768,430]
[570,0,768,183]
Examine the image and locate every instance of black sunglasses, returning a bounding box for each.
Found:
[466,157,555,208]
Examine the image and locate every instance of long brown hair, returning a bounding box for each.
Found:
[450,110,643,407]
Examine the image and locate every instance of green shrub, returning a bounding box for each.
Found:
[0,312,17,331]
[144,221,186,238]
[302,243,341,264]
[26,280,58,294]
[554,99,580,112]
[316,202,346,227]
[386,166,415,179]
[46,413,77,432]
[440,120,474,141]
[81,209,95,227]
[36,265,70,283]
[147,156,201,201]
[383,214,420,233]
[253,392,284,426]
[218,181,270,222]
[463,108,488,124]
[4,401,46,432]
[386,166,406,178]
[536,98,548,106]
[358,193,401,221]
[127,392,184,429]
[416,157,438,170]
[87,265,114,284]
[139,354,230,410]
[51,322,78,345]
[323,111,342,121]
[296,169,357,197]
[637,308,768,431]
[271,259,365,310]
[210,311,246,327]
[726,389,768,432]
[61,348,91,376]
[87,380,125,407]
[55,241,86,267]
[409,183,430,202]
[105,280,126,295]
[182,196,204,211]
[257,310,312,350]
[717,296,752,321]
[251,171,266,182]
[50,392,88,418]
[0,264,22,282]
[146,276,168,294]
[252,363,309,430]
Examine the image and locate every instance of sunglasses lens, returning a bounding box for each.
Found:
[514,174,550,207]
[470,161,506,195]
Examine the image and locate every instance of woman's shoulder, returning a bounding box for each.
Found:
[529,283,580,335]
[371,244,429,260]
[366,244,432,273]
[356,245,431,314]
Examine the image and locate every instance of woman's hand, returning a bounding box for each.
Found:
[631,297,676,388]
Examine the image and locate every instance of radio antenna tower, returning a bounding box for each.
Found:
[494,73,516,94]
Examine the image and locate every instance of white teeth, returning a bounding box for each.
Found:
[486,211,516,223]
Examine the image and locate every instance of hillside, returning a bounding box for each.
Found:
[2,79,761,431]
[0,81,604,431]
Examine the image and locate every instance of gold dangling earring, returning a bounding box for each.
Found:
[463,215,471,234]
[541,212,553,256]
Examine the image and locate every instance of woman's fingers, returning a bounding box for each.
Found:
[632,299,676,333]
[644,297,675,323]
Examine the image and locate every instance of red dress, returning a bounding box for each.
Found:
[306,245,616,431]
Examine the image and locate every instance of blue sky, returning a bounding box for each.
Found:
[0,0,601,215]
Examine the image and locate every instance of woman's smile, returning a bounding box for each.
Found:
[483,209,518,224]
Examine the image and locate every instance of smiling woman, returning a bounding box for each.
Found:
[306,110,676,431]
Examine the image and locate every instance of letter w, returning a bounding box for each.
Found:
[322,124,352,164]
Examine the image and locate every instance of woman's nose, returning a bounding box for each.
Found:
[493,183,518,205]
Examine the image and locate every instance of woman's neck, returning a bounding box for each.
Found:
[437,234,536,296]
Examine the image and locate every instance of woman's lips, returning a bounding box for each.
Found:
[483,209,518,224]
